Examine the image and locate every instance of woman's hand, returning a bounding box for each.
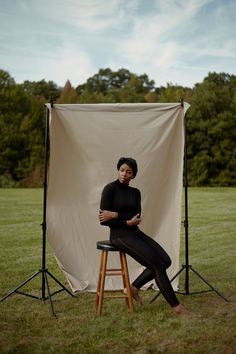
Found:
[127,214,141,226]
[98,210,118,222]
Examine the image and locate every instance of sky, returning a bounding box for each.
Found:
[0,0,236,88]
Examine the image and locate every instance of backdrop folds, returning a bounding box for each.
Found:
[46,103,190,292]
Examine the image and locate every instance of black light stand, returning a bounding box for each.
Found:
[0,102,74,316]
[150,99,228,304]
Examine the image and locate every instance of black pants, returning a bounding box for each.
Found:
[111,229,179,307]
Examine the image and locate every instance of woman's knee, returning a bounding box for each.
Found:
[155,256,171,270]
[166,256,172,269]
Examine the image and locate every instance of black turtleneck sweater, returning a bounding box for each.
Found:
[100,179,141,231]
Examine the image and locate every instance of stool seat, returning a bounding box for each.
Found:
[96,240,117,251]
[96,239,134,316]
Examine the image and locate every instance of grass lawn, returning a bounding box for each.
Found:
[0,188,235,354]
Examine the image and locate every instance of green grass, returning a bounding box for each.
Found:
[0,188,236,354]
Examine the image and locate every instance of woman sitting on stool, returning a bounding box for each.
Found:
[98,157,188,315]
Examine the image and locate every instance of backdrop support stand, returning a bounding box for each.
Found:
[150,99,228,304]
[0,101,74,316]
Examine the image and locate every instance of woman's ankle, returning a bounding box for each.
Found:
[172,304,189,316]
[127,285,143,305]
[131,285,138,292]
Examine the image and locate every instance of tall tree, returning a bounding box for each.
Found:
[0,70,32,185]
[76,68,155,101]
[57,80,80,103]
[157,83,192,103]
[188,72,236,185]
[21,79,61,101]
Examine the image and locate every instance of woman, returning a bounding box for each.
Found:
[98,157,188,315]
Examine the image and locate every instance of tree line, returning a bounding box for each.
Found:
[0,68,235,187]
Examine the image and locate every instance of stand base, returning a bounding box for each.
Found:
[0,269,74,316]
[150,264,229,304]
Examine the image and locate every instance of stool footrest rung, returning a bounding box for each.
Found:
[106,268,122,271]
[104,289,126,293]
[105,271,124,276]
[104,295,129,299]
[97,290,126,296]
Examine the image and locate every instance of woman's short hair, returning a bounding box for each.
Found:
[117,157,138,178]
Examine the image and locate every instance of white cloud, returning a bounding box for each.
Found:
[36,0,128,32]
[0,41,94,87]
[40,45,95,86]
[117,1,206,70]
[0,0,235,87]
[113,0,236,86]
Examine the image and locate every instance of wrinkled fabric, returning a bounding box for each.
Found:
[45,103,190,292]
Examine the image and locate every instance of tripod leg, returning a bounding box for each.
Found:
[43,272,56,316]
[46,270,74,297]
[190,266,229,302]
[149,290,161,303]
[0,270,40,302]
[170,265,186,284]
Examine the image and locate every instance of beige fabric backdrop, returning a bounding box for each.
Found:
[46,103,190,292]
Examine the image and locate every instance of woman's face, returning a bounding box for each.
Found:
[118,163,134,184]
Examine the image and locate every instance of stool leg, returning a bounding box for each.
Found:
[120,252,134,313]
[96,250,108,316]
[119,252,129,307]
[96,251,104,309]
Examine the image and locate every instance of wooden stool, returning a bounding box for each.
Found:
[96,240,134,316]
